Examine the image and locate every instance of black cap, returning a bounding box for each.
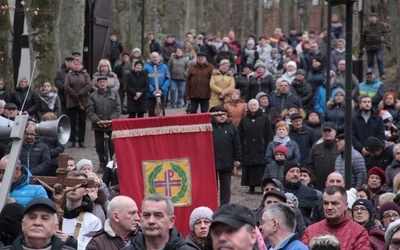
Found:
[71,51,81,56]
[336,133,345,140]
[364,136,383,151]
[210,106,227,113]
[211,204,256,229]
[263,190,287,203]
[321,122,337,131]
[261,177,284,190]
[96,76,108,82]
[4,103,18,110]
[295,69,306,75]
[290,113,303,121]
[283,160,301,177]
[197,52,207,57]
[24,197,57,215]
[65,56,74,61]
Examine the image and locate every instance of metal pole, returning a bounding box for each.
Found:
[325,2,332,102]
[257,0,263,38]
[0,115,28,210]
[344,1,354,190]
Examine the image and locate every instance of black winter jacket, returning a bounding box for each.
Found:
[291,79,313,110]
[289,125,317,165]
[0,235,75,250]
[352,109,386,152]
[124,227,199,250]
[212,119,241,171]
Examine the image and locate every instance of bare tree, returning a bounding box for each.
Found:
[0,0,14,88]
[25,0,62,89]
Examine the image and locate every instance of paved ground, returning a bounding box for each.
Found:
[65,104,261,209]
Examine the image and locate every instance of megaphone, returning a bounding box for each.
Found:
[0,115,71,144]
[35,115,71,144]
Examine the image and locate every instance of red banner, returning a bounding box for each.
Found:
[112,113,218,236]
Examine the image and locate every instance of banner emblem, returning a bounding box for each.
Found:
[143,158,192,206]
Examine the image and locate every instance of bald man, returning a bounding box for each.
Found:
[310,172,345,224]
[86,196,140,250]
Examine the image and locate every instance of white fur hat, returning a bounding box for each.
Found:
[189,206,213,230]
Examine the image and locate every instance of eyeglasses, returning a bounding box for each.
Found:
[383,213,400,220]
[352,207,367,212]
[214,113,227,117]
[25,133,37,137]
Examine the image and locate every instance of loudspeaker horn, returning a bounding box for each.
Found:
[35,115,71,144]
[0,116,13,139]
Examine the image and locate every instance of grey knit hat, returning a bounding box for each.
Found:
[76,159,93,172]
[189,206,213,230]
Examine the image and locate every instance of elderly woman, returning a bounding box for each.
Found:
[352,199,386,250]
[238,99,273,194]
[246,61,274,101]
[209,59,235,109]
[281,60,297,84]
[186,206,213,250]
[92,59,120,92]
[383,144,400,192]
[65,58,92,148]
[265,121,301,165]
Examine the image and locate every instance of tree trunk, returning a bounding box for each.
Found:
[0,0,14,89]
[25,0,62,90]
[387,0,400,91]
[59,0,85,61]
[128,0,143,54]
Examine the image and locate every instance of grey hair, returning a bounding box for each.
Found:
[142,193,174,215]
[1,154,22,166]
[264,203,296,231]
[248,99,259,108]
[0,100,5,108]
[324,186,347,203]
[393,144,400,155]
[309,234,341,250]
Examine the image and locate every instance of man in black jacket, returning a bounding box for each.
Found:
[55,56,74,114]
[210,106,241,205]
[125,194,198,250]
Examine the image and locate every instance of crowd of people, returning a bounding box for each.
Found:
[0,10,398,249]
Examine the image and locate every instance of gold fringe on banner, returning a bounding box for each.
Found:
[112,123,213,139]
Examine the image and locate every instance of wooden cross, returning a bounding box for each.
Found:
[30,153,94,229]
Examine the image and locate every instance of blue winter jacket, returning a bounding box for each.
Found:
[143,62,171,98]
[313,82,343,115]
[10,165,48,206]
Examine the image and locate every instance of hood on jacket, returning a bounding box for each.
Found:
[212,69,234,77]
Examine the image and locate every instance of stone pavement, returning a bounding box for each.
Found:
[63,105,188,176]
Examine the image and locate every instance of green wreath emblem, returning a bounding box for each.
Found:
[147,162,187,203]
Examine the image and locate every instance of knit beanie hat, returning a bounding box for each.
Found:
[352,199,373,218]
[334,88,345,97]
[274,144,288,159]
[283,160,301,177]
[379,202,400,219]
[287,61,297,69]
[380,110,393,123]
[132,48,141,54]
[247,39,255,46]
[0,202,24,243]
[364,137,384,151]
[230,89,241,98]
[386,219,400,245]
[76,159,93,172]
[254,61,265,70]
[367,166,386,184]
[189,206,213,231]
[285,193,299,207]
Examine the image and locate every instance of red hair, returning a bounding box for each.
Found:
[383,92,397,106]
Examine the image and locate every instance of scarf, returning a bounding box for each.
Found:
[188,231,207,250]
[63,195,94,218]
[286,70,296,77]
[245,48,256,64]
[255,71,265,79]
[39,91,57,110]
[273,135,291,146]
[11,171,27,190]
[336,48,345,53]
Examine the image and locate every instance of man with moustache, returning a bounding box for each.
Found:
[307,122,340,191]
[302,186,370,250]
[352,94,385,156]
[86,196,140,250]
[282,160,319,220]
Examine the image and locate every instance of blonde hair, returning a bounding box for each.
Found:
[17,77,28,87]
[275,121,289,132]
[41,112,58,121]
[97,59,112,73]
[73,58,83,65]
[379,193,395,206]
[39,81,57,93]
